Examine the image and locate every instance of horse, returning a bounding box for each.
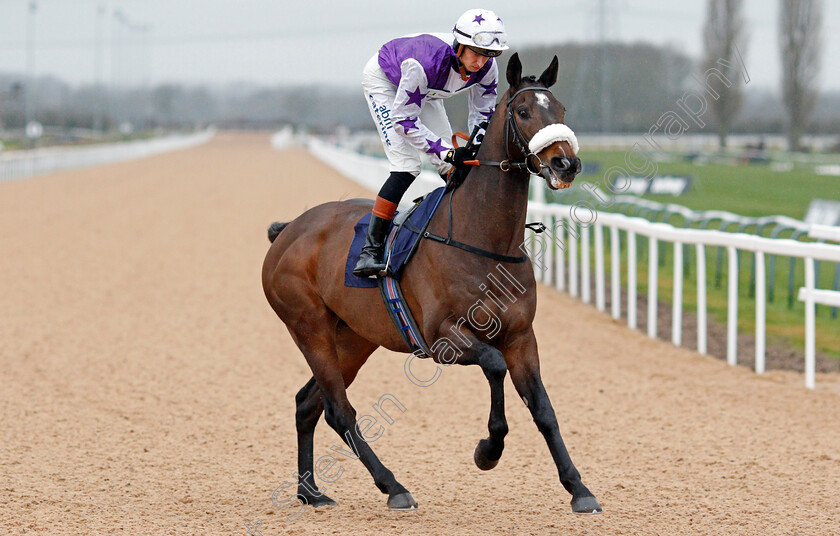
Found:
[262,53,602,515]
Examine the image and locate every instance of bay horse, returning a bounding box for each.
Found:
[262,53,602,515]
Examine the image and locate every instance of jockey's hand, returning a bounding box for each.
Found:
[444,147,472,170]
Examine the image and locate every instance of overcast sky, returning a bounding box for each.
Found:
[0,0,838,92]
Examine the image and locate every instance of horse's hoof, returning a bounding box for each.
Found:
[473,441,500,471]
[387,492,418,511]
[571,495,602,514]
[299,493,337,508]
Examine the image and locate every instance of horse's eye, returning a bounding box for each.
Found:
[518,109,529,119]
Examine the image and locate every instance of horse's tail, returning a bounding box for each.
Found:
[267,221,290,243]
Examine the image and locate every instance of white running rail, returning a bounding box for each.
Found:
[0,128,216,182]
[526,202,840,390]
[797,224,840,388]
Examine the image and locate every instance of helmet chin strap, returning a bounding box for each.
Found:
[456,44,470,81]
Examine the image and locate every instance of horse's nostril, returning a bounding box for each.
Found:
[551,156,571,171]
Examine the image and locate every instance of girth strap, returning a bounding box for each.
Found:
[422,231,528,263]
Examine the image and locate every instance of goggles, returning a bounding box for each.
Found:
[455,28,508,49]
[467,45,503,58]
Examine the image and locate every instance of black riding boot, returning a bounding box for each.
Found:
[353,214,392,277]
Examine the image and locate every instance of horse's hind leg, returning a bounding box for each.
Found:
[293,322,378,507]
[294,377,335,507]
[290,316,416,510]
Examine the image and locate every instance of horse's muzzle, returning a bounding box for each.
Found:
[540,155,581,190]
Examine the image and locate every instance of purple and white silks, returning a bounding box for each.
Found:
[364,33,498,173]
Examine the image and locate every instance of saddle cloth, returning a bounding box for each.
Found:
[344,186,447,288]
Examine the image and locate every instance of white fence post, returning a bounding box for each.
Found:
[648,236,658,339]
[804,257,816,390]
[581,225,591,304]
[727,246,739,366]
[628,231,637,329]
[755,251,766,374]
[672,241,683,346]
[569,221,579,298]
[541,211,553,285]
[611,225,621,320]
[595,222,606,312]
[696,243,708,355]
[555,216,566,292]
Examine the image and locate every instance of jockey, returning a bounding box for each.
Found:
[353,8,508,277]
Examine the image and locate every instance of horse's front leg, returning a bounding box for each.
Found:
[503,329,602,514]
[449,340,509,470]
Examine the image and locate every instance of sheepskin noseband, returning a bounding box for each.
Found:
[528,123,579,155]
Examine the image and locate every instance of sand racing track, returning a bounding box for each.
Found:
[1,132,839,535]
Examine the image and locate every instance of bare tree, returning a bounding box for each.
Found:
[779,0,822,152]
[702,0,747,150]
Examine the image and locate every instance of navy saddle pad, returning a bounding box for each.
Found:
[344,187,447,288]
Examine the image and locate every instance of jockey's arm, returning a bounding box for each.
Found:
[467,59,499,135]
[390,59,452,167]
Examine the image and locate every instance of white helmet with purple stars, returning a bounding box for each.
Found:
[453,8,508,56]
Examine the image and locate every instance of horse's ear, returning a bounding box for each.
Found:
[506,52,522,88]
[538,56,559,88]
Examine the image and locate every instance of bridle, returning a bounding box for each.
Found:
[504,86,553,174]
[420,86,576,265]
[464,85,575,176]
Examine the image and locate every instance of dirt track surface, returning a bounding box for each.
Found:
[2,132,839,536]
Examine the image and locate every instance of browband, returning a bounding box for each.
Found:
[506,86,552,107]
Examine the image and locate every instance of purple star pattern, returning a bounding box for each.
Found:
[425,138,447,157]
[405,87,425,107]
[397,116,418,133]
[480,81,498,96]
[473,14,485,24]
[480,108,495,119]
